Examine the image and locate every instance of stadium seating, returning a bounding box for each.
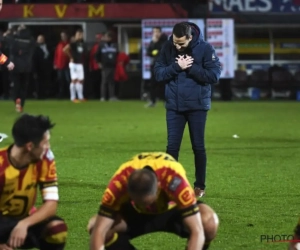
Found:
[270,69,293,99]
[230,69,249,98]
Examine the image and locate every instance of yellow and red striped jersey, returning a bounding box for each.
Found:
[0,145,59,218]
[99,152,196,217]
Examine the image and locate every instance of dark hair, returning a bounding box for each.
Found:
[153,26,162,32]
[128,168,157,196]
[172,22,192,39]
[12,114,55,147]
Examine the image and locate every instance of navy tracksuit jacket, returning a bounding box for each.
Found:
[154,22,221,189]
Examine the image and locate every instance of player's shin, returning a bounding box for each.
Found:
[105,232,136,250]
[75,82,84,100]
[70,82,76,100]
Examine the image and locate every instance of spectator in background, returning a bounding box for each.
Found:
[154,22,221,198]
[95,31,118,101]
[0,28,14,99]
[54,31,70,99]
[89,33,103,99]
[63,29,87,103]
[8,25,35,112]
[33,35,51,99]
[0,0,15,99]
[146,26,167,107]
[114,50,130,98]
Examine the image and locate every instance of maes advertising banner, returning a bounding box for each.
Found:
[141,19,205,80]
[206,19,235,79]
[209,0,300,13]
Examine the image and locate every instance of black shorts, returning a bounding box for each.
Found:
[0,215,63,248]
[120,200,204,239]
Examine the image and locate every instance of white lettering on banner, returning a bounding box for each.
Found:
[259,0,272,12]
[206,18,235,79]
[211,0,272,12]
[245,0,256,11]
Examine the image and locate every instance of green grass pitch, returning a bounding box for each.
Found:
[1,100,300,250]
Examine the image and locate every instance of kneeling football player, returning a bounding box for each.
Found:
[88,152,219,250]
[0,114,68,250]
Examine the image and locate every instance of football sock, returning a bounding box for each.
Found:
[105,233,137,250]
[41,222,67,250]
[75,83,84,100]
[70,83,76,100]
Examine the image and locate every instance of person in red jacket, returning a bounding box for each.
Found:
[54,31,70,98]
[114,51,130,98]
[89,33,103,99]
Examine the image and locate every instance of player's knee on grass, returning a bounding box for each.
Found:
[44,219,68,245]
[198,203,219,242]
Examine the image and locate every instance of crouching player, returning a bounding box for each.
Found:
[289,218,300,250]
[88,152,219,250]
[0,114,67,250]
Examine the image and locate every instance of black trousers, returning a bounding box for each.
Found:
[101,68,115,99]
[106,200,205,250]
[57,68,70,98]
[150,68,159,103]
[166,109,208,189]
[11,72,30,108]
[89,69,102,99]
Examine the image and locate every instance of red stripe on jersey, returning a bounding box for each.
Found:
[0,170,5,197]
[0,147,10,196]
[18,168,28,190]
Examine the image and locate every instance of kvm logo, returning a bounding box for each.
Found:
[260,235,300,243]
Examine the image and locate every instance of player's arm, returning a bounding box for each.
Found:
[182,208,205,250]
[63,44,73,61]
[166,173,205,250]
[18,201,57,228]
[90,214,114,250]
[90,196,121,250]
[90,164,129,250]
[22,151,59,227]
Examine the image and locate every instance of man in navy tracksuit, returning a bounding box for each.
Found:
[154,22,221,197]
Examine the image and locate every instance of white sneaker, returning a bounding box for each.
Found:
[145,102,156,108]
[109,97,118,101]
